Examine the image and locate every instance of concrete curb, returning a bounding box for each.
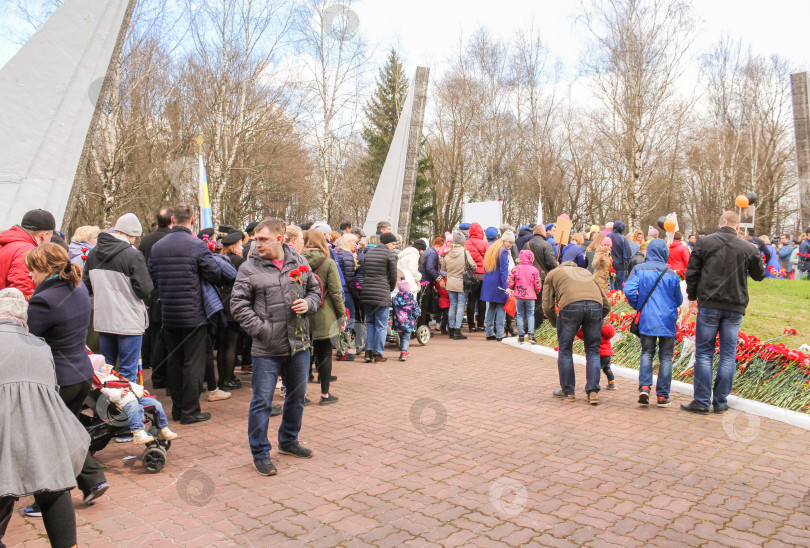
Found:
[502,337,810,432]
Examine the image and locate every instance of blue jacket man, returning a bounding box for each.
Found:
[607,221,632,289]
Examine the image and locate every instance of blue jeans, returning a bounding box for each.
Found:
[448,291,467,329]
[485,301,505,338]
[515,298,535,337]
[99,333,143,382]
[693,307,743,410]
[124,396,168,430]
[362,305,389,355]
[399,331,411,352]
[639,335,675,398]
[248,351,310,461]
[612,269,627,290]
[556,301,603,394]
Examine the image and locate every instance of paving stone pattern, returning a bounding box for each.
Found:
[7,330,810,546]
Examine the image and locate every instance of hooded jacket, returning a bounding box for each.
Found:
[441,244,476,293]
[624,239,683,338]
[0,226,38,298]
[398,246,423,287]
[301,249,346,341]
[507,249,542,299]
[464,223,489,275]
[607,221,632,270]
[667,240,691,272]
[515,226,534,252]
[83,232,153,335]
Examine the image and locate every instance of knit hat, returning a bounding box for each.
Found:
[380,233,398,245]
[485,226,499,240]
[501,230,516,243]
[310,221,332,234]
[647,228,659,239]
[0,287,28,323]
[412,240,427,251]
[459,222,471,231]
[20,209,56,231]
[452,230,466,245]
[397,280,411,293]
[113,213,143,237]
[602,237,613,248]
[221,231,243,246]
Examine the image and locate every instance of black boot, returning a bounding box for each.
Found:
[453,329,467,340]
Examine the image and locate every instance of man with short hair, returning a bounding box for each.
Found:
[778,234,794,276]
[682,211,766,414]
[84,213,153,382]
[148,203,224,424]
[687,234,697,250]
[799,227,810,280]
[0,209,55,298]
[339,220,352,234]
[230,218,322,476]
[376,221,392,235]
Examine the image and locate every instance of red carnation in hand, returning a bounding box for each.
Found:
[299,265,309,273]
[290,269,301,278]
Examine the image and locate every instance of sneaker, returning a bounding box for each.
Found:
[399,351,409,361]
[486,336,497,341]
[270,404,282,417]
[304,398,311,407]
[278,441,313,459]
[373,353,387,363]
[253,459,277,476]
[343,353,355,361]
[657,396,671,408]
[308,375,317,383]
[207,388,232,402]
[132,429,155,445]
[638,386,650,405]
[680,400,710,415]
[588,391,599,405]
[114,435,133,443]
[553,389,575,401]
[712,405,729,414]
[241,364,252,373]
[83,481,110,505]
[279,386,286,397]
[22,504,41,518]
[364,350,373,363]
[607,380,617,390]
[320,394,339,406]
[276,379,284,389]
[158,427,179,441]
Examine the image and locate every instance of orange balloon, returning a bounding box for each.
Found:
[735,195,749,208]
[663,218,676,233]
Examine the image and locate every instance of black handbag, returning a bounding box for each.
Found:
[629,269,667,337]
[462,252,479,293]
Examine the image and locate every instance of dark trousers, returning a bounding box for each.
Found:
[238,333,253,366]
[58,380,106,494]
[150,322,168,388]
[556,301,603,395]
[1,491,76,548]
[418,284,436,327]
[163,326,207,419]
[142,320,153,369]
[312,338,334,395]
[600,355,614,382]
[217,323,241,384]
[466,283,486,329]
[204,333,217,391]
[533,284,546,329]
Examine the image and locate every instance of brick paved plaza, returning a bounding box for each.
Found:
[6,331,810,547]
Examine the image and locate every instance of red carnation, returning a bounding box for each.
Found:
[299,265,309,273]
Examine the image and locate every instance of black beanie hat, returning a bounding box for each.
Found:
[380,233,398,245]
[21,209,56,231]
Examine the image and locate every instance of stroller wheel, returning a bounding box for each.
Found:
[416,324,431,346]
[142,447,167,473]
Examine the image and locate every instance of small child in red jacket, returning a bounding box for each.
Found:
[578,323,616,389]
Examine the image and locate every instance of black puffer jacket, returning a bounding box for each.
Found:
[525,234,559,279]
[336,248,357,290]
[685,227,766,313]
[358,245,397,307]
[147,226,223,328]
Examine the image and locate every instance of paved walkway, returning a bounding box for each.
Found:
[7,330,810,547]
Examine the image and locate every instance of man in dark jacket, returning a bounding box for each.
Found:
[230,217,321,476]
[798,227,810,279]
[682,211,766,415]
[148,203,224,425]
[358,232,398,362]
[84,213,153,383]
[138,206,172,382]
[606,220,632,290]
[418,237,443,328]
[515,224,534,252]
[525,224,559,328]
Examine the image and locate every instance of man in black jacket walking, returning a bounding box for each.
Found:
[524,225,559,329]
[682,211,766,415]
[359,232,398,362]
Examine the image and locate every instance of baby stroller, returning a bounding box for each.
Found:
[386,309,431,347]
[79,356,172,473]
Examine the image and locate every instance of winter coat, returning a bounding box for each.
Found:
[607,222,632,270]
[577,323,615,357]
[624,239,684,338]
[515,226,534,253]
[138,227,172,263]
[799,238,810,273]
[358,245,398,308]
[83,232,153,335]
[480,249,510,304]
[542,262,611,328]
[685,226,766,313]
[464,223,489,275]
[230,244,321,357]
[391,290,421,333]
[0,318,90,498]
[666,240,691,272]
[560,243,586,268]
[27,278,94,386]
[0,226,38,298]
[436,278,450,308]
[778,243,794,273]
[441,244,475,293]
[336,248,358,291]
[217,252,245,323]
[398,247,423,287]
[419,246,440,282]
[764,244,781,278]
[525,234,558,279]
[68,240,95,267]
[627,251,645,275]
[302,249,346,341]
[507,250,542,300]
[591,250,612,294]
[148,226,224,329]
[201,253,237,327]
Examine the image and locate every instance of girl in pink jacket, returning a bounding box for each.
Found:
[507,249,542,343]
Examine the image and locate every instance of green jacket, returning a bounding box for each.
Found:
[301,249,346,341]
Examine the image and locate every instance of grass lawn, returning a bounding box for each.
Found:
[742,278,810,344]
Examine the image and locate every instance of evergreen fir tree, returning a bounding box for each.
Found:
[410,154,436,240]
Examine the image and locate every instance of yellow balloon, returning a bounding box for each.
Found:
[735,195,749,208]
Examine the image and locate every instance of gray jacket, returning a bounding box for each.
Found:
[230,244,321,357]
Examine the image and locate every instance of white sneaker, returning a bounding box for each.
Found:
[276,379,284,389]
[207,388,232,402]
[158,427,178,441]
[132,429,155,445]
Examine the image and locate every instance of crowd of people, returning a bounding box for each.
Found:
[1,201,809,546]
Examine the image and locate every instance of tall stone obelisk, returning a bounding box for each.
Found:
[791,72,810,231]
[397,66,430,243]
